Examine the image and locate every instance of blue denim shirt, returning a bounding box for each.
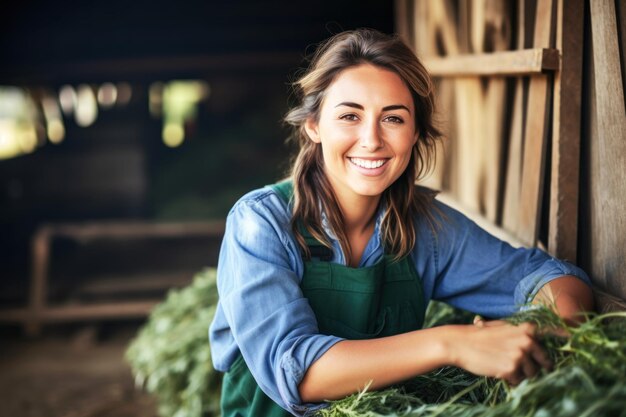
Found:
[209,185,590,416]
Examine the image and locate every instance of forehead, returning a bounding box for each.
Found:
[323,64,414,109]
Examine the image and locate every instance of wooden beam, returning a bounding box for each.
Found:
[437,192,525,248]
[40,220,225,241]
[517,0,555,246]
[502,0,531,234]
[394,0,413,46]
[588,0,626,300]
[0,301,160,323]
[547,0,584,262]
[424,48,559,77]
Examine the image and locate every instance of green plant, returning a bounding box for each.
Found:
[125,268,221,417]
[318,307,626,417]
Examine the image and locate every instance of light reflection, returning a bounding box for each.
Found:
[75,84,98,127]
[0,87,41,159]
[116,82,132,106]
[154,80,209,147]
[149,82,164,117]
[163,123,184,147]
[18,124,38,153]
[0,120,21,160]
[41,94,65,144]
[59,85,77,115]
[97,82,118,108]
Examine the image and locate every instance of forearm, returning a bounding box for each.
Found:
[298,326,452,402]
[534,275,594,322]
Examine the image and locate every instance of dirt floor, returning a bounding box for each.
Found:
[0,324,159,417]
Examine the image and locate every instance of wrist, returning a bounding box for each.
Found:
[430,324,466,368]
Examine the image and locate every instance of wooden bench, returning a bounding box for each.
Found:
[0,220,224,336]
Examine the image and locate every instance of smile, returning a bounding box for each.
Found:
[348,157,388,169]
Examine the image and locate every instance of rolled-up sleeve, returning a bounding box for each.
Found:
[419,201,591,319]
[209,191,343,415]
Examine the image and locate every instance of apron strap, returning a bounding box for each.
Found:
[269,180,333,261]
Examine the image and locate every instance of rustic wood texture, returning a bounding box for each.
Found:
[500,0,534,233]
[547,0,584,262]
[516,0,555,245]
[401,0,626,309]
[423,48,559,76]
[394,0,413,46]
[586,0,626,301]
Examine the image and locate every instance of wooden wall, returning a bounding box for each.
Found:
[396,0,626,309]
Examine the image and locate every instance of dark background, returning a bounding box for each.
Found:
[0,1,394,309]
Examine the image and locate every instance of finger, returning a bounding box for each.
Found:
[529,342,553,371]
[506,370,524,386]
[473,315,484,327]
[520,355,539,380]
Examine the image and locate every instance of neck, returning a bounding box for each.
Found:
[335,191,381,236]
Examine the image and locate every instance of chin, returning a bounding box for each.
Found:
[352,183,390,197]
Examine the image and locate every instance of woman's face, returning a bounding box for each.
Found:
[305,63,418,204]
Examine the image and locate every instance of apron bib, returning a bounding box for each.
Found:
[220,181,426,416]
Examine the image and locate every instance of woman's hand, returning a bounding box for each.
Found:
[445,320,552,385]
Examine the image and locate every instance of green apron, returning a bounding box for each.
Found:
[220,181,426,417]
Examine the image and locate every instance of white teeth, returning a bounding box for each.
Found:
[350,158,386,169]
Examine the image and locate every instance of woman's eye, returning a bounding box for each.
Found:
[339,113,359,121]
[384,115,404,124]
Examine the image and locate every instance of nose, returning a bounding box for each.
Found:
[359,120,383,152]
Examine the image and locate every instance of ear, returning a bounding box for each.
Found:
[304,118,321,143]
[413,131,420,145]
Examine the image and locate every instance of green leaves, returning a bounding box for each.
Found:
[125,268,221,417]
[125,278,626,417]
[319,307,626,417]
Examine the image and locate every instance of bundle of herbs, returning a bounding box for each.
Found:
[125,268,222,417]
[318,305,626,417]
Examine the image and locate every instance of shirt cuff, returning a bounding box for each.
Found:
[276,334,344,416]
[514,257,591,309]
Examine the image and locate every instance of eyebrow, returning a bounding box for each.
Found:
[335,102,411,113]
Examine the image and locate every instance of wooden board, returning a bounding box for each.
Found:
[587,0,626,300]
[547,0,584,262]
[423,48,559,76]
[517,0,555,245]
[500,0,535,233]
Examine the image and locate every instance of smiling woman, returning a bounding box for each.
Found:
[208,29,594,417]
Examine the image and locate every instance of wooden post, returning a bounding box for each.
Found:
[26,227,51,336]
[588,0,626,299]
[517,0,555,245]
[547,0,584,262]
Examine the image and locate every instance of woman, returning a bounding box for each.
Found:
[209,29,593,417]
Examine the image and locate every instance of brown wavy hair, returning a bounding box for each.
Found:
[284,29,442,262]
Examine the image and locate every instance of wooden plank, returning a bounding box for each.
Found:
[45,220,225,241]
[423,48,559,77]
[517,0,555,245]
[588,0,626,301]
[394,0,413,46]
[479,0,510,223]
[437,192,524,248]
[454,78,484,212]
[594,288,626,314]
[547,0,584,262]
[502,0,535,234]
[0,301,160,323]
[75,272,196,296]
[26,228,51,336]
